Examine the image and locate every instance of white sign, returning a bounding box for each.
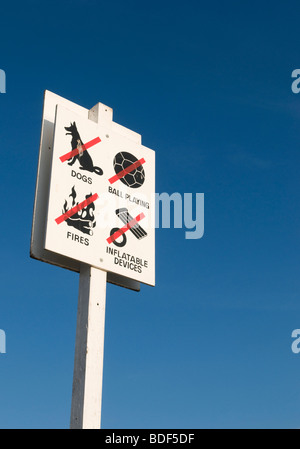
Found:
[44,105,155,286]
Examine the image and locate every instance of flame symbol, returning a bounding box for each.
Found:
[61,187,96,236]
[69,185,76,206]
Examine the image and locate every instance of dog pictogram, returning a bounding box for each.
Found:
[64,122,103,175]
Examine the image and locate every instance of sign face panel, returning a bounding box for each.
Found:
[45,105,155,286]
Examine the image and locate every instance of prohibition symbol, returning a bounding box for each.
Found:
[107,208,147,247]
[55,192,99,225]
[109,152,146,188]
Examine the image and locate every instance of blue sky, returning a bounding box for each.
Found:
[1,0,300,429]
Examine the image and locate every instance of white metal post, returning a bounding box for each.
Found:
[70,264,107,429]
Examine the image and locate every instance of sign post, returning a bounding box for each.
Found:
[70,265,107,429]
[31,91,155,429]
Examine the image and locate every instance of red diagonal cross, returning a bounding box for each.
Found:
[55,193,99,224]
[106,212,145,244]
[109,158,145,184]
[59,137,101,162]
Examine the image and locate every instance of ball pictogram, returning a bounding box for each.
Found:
[113,151,145,188]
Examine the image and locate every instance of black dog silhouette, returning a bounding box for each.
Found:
[65,122,103,175]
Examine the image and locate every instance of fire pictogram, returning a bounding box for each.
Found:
[55,186,98,236]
